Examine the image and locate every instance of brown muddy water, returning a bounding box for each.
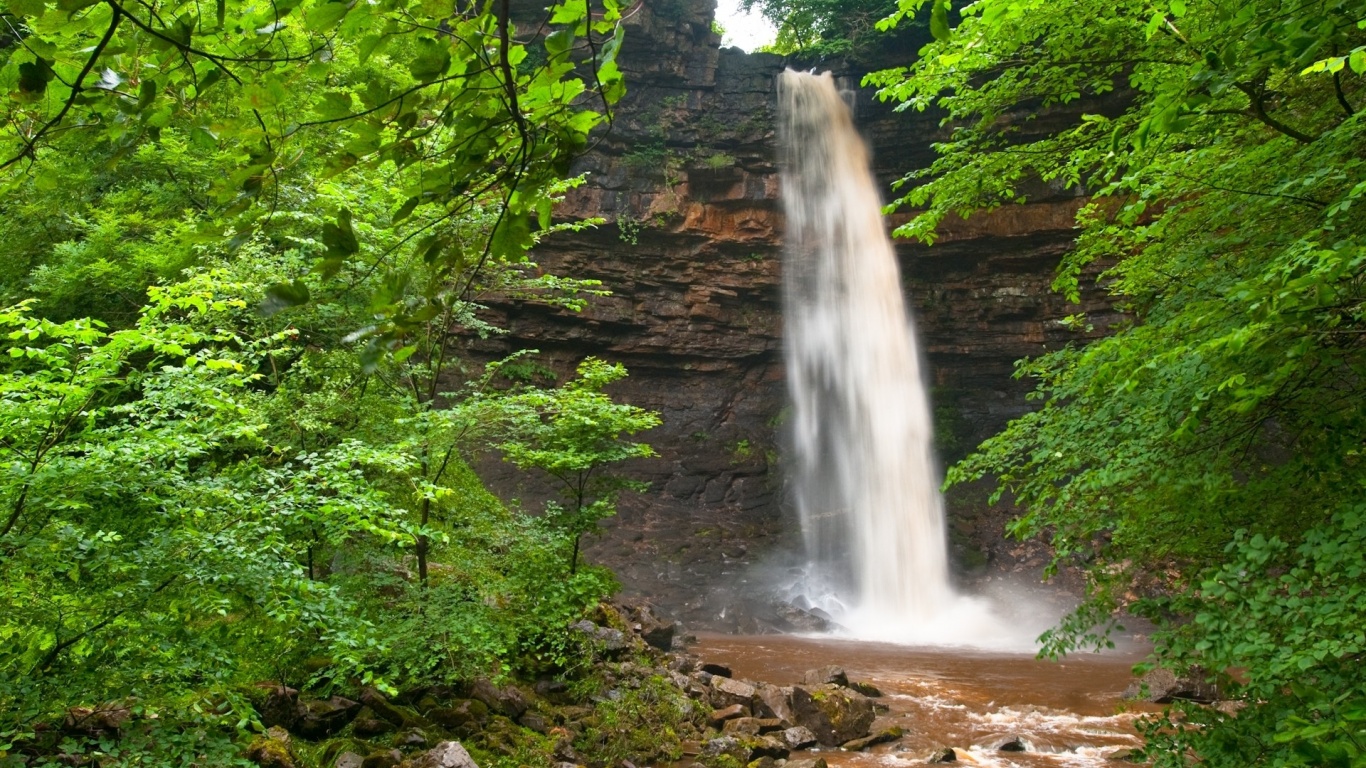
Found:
[694,633,1157,768]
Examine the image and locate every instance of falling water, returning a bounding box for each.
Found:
[778,69,1009,646]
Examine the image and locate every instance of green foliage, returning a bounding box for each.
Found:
[1132,507,1366,767]
[0,285,405,736]
[870,0,1366,763]
[495,358,661,574]
[1,0,627,345]
[0,0,659,759]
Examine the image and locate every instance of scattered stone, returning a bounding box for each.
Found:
[669,655,700,674]
[755,718,786,733]
[779,726,818,750]
[842,727,904,751]
[534,679,569,698]
[393,728,428,749]
[622,602,677,651]
[353,707,396,737]
[790,685,876,746]
[469,679,527,719]
[926,747,957,763]
[426,700,488,731]
[256,685,302,730]
[987,735,1028,752]
[360,688,421,729]
[521,711,550,733]
[1106,748,1143,761]
[680,741,703,757]
[709,704,749,726]
[571,620,629,653]
[754,684,794,724]
[245,727,295,768]
[701,662,733,677]
[711,676,758,709]
[407,741,480,768]
[296,696,361,739]
[360,750,402,768]
[748,736,790,760]
[1122,668,1219,704]
[63,703,132,734]
[701,736,750,764]
[334,752,364,768]
[801,666,848,688]
[775,603,833,633]
[848,682,882,698]
[722,717,763,737]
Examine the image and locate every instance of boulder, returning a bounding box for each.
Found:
[842,727,904,751]
[779,726,818,750]
[1122,668,1219,704]
[711,676,758,709]
[426,700,488,731]
[722,717,762,737]
[709,704,749,726]
[246,726,296,768]
[63,703,132,734]
[987,735,1027,752]
[335,753,365,768]
[747,736,789,760]
[296,696,361,739]
[755,718,785,734]
[362,750,403,768]
[700,662,733,677]
[801,666,848,687]
[352,708,396,737]
[774,603,833,633]
[849,682,882,698]
[789,685,875,746]
[747,758,777,768]
[926,747,957,763]
[700,736,749,764]
[570,620,629,654]
[405,741,480,768]
[785,759,828,768]
[393,729,428,749]
[361,688,423,729]
[469,679,528,719]
[753,684,794,723]
[256,685,301,730]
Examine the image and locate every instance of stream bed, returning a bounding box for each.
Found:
[693,633,1156,768]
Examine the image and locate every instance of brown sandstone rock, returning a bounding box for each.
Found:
[789,685,875,746]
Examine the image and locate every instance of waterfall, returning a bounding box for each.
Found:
[778,69,1002,645]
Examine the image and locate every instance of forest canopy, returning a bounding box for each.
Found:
[854,0,1366,764]
[0,0,664,763]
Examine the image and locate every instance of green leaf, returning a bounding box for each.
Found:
[321,208,360,262]
[261,280,311,314]
[929,0,951,41]
[408,37,452,82]
[18,58,55,95]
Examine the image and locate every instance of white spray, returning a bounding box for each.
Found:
[778,69,1009,645]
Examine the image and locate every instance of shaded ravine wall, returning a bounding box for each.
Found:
[473,0,1120,628]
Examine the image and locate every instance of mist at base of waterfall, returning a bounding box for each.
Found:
[776,564,1062,652]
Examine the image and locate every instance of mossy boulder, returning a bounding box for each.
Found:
[788,685,874,746]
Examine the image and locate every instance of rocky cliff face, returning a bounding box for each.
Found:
[479,0,1119,627]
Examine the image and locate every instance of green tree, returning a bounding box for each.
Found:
[495,357,661,575]
[865,0,1366,764]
